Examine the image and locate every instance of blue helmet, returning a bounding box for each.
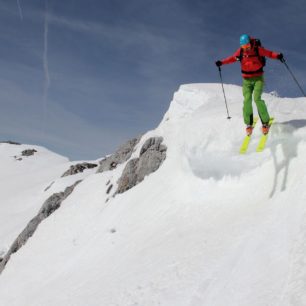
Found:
[240,34,250,46]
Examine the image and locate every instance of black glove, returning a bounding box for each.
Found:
[278,53,285,63]
[215,60,222,67]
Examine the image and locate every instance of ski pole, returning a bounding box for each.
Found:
[218,66,231,119]
[281,59,306,97]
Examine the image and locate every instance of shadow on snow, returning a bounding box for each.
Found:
[268,119,306,198]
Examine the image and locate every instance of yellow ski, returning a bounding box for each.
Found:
[256,118,274,152]
[239,117,259,154]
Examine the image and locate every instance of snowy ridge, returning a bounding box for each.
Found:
[1,83,306,306]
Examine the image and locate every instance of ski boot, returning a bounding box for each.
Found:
[246,125,253,136]
[262,123,270,135]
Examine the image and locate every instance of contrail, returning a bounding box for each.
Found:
[17,0,23,20]
[42,0,50,135]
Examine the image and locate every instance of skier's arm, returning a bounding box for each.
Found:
[220,49,241,65]
[216,49,241,67]
[258,47,280,60]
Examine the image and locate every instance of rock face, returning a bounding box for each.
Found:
[97,137,140,173]
[116,137,167,194]
[0,181,81,274]
[61,162,98,177]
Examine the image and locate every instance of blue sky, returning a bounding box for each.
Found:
[0,0,305,160]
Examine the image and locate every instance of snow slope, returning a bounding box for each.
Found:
[0,144,98,257]
[0,144,68,253]
[1,83,306,306]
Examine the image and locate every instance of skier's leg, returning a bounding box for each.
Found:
[242,78,254,125]
[254,76,270,124]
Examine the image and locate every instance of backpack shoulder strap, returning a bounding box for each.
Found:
[254,44,260,57]
[237,47,243,61]
[252,39,266,66]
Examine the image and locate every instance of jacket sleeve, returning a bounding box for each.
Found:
[258,47,279,59]
[221,48,241,65]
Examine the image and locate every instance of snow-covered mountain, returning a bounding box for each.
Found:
[1,83,306,306]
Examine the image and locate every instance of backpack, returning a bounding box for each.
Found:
[238,38,266,67]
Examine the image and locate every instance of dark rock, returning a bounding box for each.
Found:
[97,137,141,173]
[116,137,167,194]
[44,181,55,192]
[137,146,167,181]
[106,184,113,194]
[0,180,82,274]
[140,137,166,156]
[21,149,37,157]
[0,141,21,145]
[61,162,98,177]
[116,159,139,194]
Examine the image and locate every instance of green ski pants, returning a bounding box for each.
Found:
[242,75,270,125]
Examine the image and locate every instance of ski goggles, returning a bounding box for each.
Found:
[241,43,251,49]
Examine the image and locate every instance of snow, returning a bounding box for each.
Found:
[0,144,98,254]
[1,83,306,305]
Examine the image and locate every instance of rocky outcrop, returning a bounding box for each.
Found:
[0,141,21,145]
[13,148,38,161]
[0,181,81,274]
[97,137,140,173]
[116,137,167,194]
[61,162,98,177]
[117,159,139,194]
[21,149,37,157]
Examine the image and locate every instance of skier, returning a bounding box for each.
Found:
[215,34,284,135]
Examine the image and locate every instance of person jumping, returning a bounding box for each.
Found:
[215,34,284,135]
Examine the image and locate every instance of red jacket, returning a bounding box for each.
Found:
[221,46,279,78]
